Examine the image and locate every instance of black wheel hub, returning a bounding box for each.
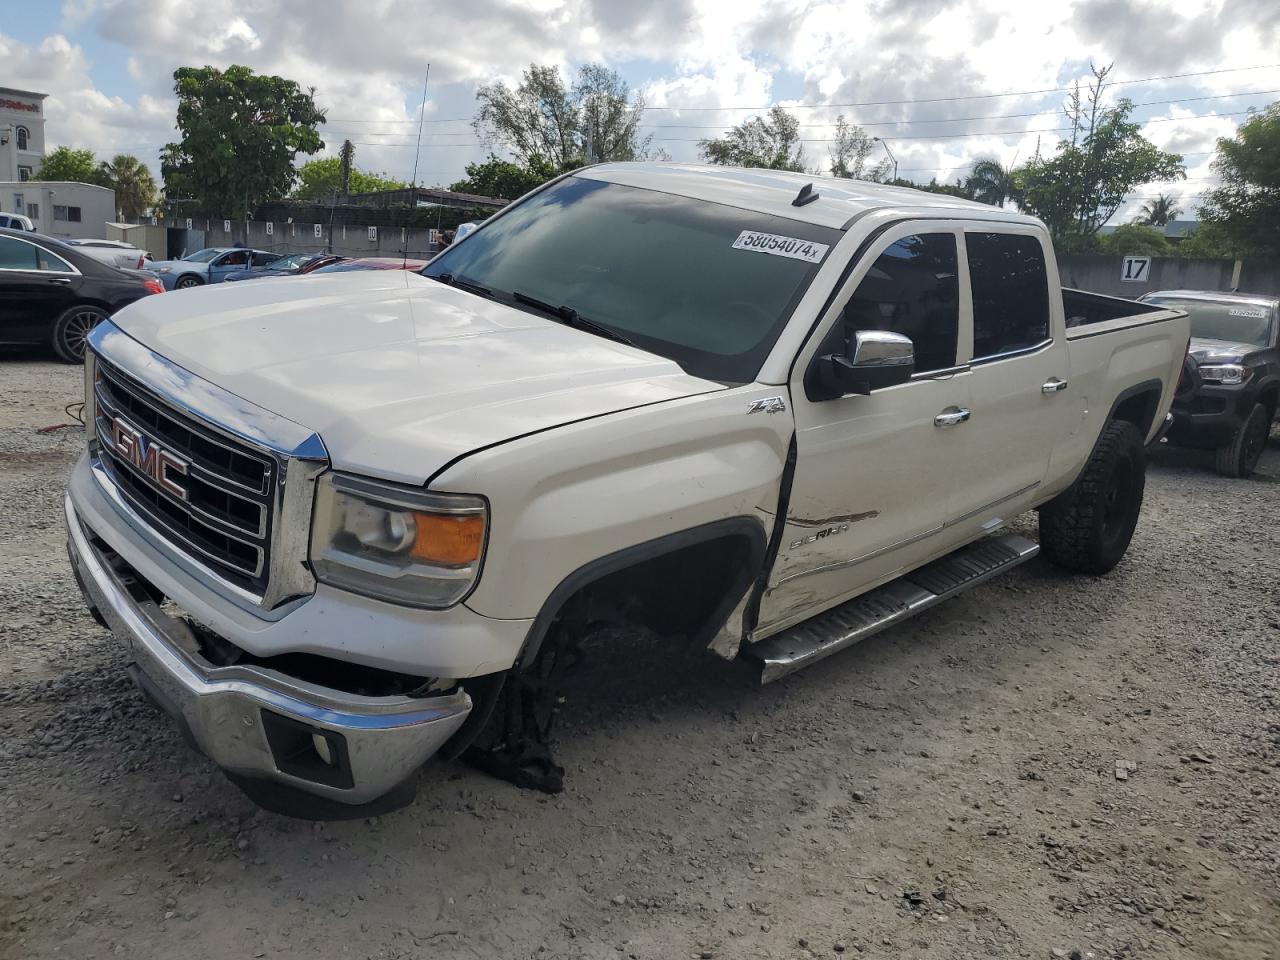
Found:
[1101,458,1133,543]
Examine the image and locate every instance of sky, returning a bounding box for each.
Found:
[2,0,1278,223]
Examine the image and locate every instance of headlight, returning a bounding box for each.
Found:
[1198,364,1250,385]
[155,266,172,273]
[310,473,487,608]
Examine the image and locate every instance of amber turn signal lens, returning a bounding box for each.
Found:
[409,513,485,566]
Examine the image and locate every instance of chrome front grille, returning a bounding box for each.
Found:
[93,357,276,593]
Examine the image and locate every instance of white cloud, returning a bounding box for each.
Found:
[0,0,1272,219]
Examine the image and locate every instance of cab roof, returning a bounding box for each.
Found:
[579,161,1042,231]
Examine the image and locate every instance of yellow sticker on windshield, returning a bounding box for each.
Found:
[732,230,829,264]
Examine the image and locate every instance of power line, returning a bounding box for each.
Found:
[334,109,1259,149]
[323,62,1280,125]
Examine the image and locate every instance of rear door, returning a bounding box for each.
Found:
[947,227,1074,532]
[0,235,78,342]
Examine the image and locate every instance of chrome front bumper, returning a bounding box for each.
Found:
[65,493,471,815]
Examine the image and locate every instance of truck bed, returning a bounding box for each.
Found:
[1063,288,1167,331]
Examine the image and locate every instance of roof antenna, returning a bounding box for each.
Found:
[792,183,819,207]
[405,63,430,270]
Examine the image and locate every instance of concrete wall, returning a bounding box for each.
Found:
[1059,255,1280,298]
[162,217,452,261]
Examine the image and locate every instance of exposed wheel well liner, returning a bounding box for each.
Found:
[1259,383,1278,420]
[1108,378,1163,438]
[517,517,768,669]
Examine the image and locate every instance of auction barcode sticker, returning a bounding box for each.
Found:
[732,230,829,264]
[1229,308,1267,318]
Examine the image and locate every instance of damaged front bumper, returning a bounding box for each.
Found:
[65,493,471,818]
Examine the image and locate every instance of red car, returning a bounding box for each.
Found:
[309,257,429,274]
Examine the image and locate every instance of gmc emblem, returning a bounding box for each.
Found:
[111,416,189,501]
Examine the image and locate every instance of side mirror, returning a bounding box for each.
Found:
[813,330,914,399]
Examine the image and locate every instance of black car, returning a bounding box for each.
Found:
[221,251,346,282]
[1139,290,1280,477]
[0,227,164,362]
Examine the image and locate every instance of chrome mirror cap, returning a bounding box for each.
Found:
[851,329,914,368]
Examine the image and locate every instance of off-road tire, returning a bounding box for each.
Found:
[1214,402,1268,478]
[51,304,108,363]
[175,275,203,289]
[1039,419,1146,575]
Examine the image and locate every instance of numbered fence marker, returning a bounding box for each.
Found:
[223,220,231,233]
[185,218,192,230]
[368,226,378,242]
[314,223,323,238]
[1121,256,1151,282]
[265,222,274,236]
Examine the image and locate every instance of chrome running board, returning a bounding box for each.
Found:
[747,533,1039,683]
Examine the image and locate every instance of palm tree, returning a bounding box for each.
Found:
[964,158,1021,208]
[1136,193,1180,227]
[98,154,157,222]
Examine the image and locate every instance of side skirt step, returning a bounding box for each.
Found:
[745,533,1039,684]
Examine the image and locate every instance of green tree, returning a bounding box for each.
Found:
[32,146,109,185]
[828,116,889,180]
[700,105,805,171]
[1176,221,1237,259]
[1017,64,1184,250]
[97,154,157,221]
[473,63,651,169]
[1199,102,1280,256]
[1098,223,1172,256]
[161,64,325,216]
[964,158,1022,207]
[1135,192,1180,226]
[449,153,557,200]
[292,157,407,201]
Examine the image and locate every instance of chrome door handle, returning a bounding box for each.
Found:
[45,277,72,284]
[934,407,971,427]
[1042,377,1068,394]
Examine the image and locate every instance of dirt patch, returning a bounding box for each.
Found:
[1,357,1277,960]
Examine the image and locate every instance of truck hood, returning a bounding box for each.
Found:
[108,270,722,483]
[1188,336,1257,363]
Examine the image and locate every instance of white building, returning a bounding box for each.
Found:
[0,86,47,183]
[0,181,116,240]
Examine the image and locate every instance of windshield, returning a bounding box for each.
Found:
[422,176,841,382]
[266,253,312,270]
[1148,297,1275,348]
[182,248,223,263]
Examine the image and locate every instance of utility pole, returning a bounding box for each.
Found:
[873,137,898,182]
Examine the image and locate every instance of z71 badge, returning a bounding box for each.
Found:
[747,396,787,414]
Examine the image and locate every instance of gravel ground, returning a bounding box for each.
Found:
[1,352,1277,960]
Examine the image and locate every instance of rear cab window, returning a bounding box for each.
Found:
[966,232,1051,360]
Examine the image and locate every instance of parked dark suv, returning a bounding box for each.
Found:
[1139,290,1279,477]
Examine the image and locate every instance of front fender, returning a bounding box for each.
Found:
[431,386,794,624]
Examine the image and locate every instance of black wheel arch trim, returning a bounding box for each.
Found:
[514,516,769,670]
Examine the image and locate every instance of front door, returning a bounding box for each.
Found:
[209,249,251,283]
[757,225,975,636]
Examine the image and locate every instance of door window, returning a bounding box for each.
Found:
[251,251,280,266]
[966,232,1051,359]
[34,246,74,272]
[836,233,959,373]
[0,236,38,269]
[217,250,250,267]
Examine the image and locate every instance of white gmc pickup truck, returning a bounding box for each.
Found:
[65,163,1189,816]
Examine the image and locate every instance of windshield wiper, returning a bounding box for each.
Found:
[512,291,636,347]
[431,272,493,299]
